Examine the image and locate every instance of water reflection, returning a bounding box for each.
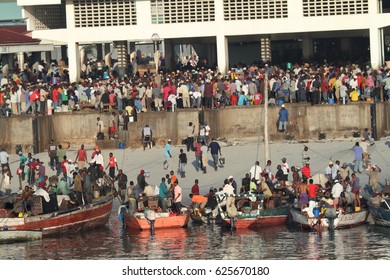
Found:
[2,211,390,260]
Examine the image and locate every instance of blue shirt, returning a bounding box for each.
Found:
[164,144,172,158]
[238,94,246,106]
[279,108,288,122]
[353,146,363,160]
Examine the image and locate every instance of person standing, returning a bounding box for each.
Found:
[96,117,105,138]
[368,165,382,193]
[141,124,153,150]
[191,179,200,195]
[178,148,187,178]
[201,141,208,174]
[73,172,83,206]
[193,138,202,172]
[186,122,195,152]
[249,161,262,181]
[0,147,11,179]
[115,169,128,204]
[302,146,310,166]
[74,144,87,170]
[278,104,288,132]
[208,138,222,171]
[281,157,290,182]
[159,177,168,212]
[163,139,173,170]
[47,139,58,171]
[108,112,117,140]
[352,142,364,173]
[105,152,118,179]
[331,179,344,209]
[172,180,182,213]
[18,151,27,181]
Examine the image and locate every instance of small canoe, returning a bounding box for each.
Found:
[289,207,369,231]
[124,212,190,230]
[367,199,390,227]
[0,230,42,244]
[222,205,291,229]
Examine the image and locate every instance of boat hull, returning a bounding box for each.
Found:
[223,206,290,229]
[289,207,369,231]
[124,213,189,230]
[0,195,114,236]
[367,201,390,227]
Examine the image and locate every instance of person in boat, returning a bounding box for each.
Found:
[263,160,273,181]
[297,178,309,210]
[331,179,344,209]
[258,178,273,209]
[338,191,355,212]
[205,187,219,218]
[172,180,182,213]
[81,168,92,204]
[308,178,321,209]
[189,193,207,210]
[349,173,361,208]
[223,178,235,208]
[90,148,104,178]
[228,175,238,195]
[115,169,128,204]
[291,166,301,189]
[21,185,33,213]
[241,173,251,194]
[128,183,143,214]
[275,165,284,185]
[338,162,350,181]
[368,164,382,193]
[159,177,168,212]
[249,177,257,193]
[73,171,83,206]
[249,161,262,181]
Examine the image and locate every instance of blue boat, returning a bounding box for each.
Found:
[367,199,390,227]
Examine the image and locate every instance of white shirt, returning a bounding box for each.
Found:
[223,184,235,196]
[90,153,104,166]
[281,162,289,175]
[360,141,370,153]
[332,183,344,198]
[0,151,9,164]
[249,164,262,180]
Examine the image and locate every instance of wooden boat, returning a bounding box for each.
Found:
[289,207,369,231]
[124,211,190,230]
[222,205,291,229]
[367,198,390,227]
[0,229,42,244]
[0,193,114,236]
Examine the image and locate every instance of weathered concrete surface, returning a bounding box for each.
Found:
[0,102,388,154]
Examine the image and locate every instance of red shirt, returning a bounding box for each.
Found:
[108,156,117,167]
[301,166,311,178]
[191,184,200,195]
[77,149,87,162]
[52,88,59,102]
[308,184,320,199]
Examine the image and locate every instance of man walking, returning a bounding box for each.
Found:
[142,124,153,150]
[208,138,222,171]
[352,142,364,173]
[115,169,128,203]
[47,139,58,171]
[178,148,187,178]
[163,139,173,170]
[74,144,87,170]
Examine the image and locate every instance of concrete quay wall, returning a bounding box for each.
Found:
[0,102,389,154]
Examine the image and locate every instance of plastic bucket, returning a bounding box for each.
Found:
[355,206,361,212]
[328,98,334,104]
[277,99,284,106]
[313,207,320,217]
[119,142,125,149]
[286,62,292,69]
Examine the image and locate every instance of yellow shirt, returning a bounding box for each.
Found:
[349,90,359,101]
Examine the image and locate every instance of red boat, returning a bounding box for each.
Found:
[222,205,290,229]
[124,211,190,230]
[0,193,114,236]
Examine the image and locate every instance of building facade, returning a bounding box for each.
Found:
[15,0,390,81]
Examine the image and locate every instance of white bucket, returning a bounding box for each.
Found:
[93,191,100,199]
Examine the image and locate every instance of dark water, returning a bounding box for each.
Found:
[2,202,390,260]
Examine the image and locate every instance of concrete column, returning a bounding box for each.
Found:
[114,41,128,77]
[104,43,111,67]
[7,53,14,71]
[96,43,103,60]
[164,39,175,71]
[302,36,313,60]
[370,27,383,69]
[68,42,81,82]
[45,51,51,65]
[17,52,24,71]
[216,35,229,75]
[260,36,272,63]
[61,45,68,61]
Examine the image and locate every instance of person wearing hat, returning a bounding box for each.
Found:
[325,161,334,182]
[338,163,350,181]
[332,179,344,209]
[163,139,173,170]
[369,164,382,193]
[278,104,288,132]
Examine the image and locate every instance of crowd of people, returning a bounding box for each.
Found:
[1,59,390,118]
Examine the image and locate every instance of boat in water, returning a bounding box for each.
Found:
[0,192,114,236]
[289,206,369,231]
[222,205,291,229]
[123,209,190,231]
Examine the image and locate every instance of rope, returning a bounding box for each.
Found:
[374,149,390,166]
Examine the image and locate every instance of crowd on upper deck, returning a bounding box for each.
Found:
[1,55,390,117]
